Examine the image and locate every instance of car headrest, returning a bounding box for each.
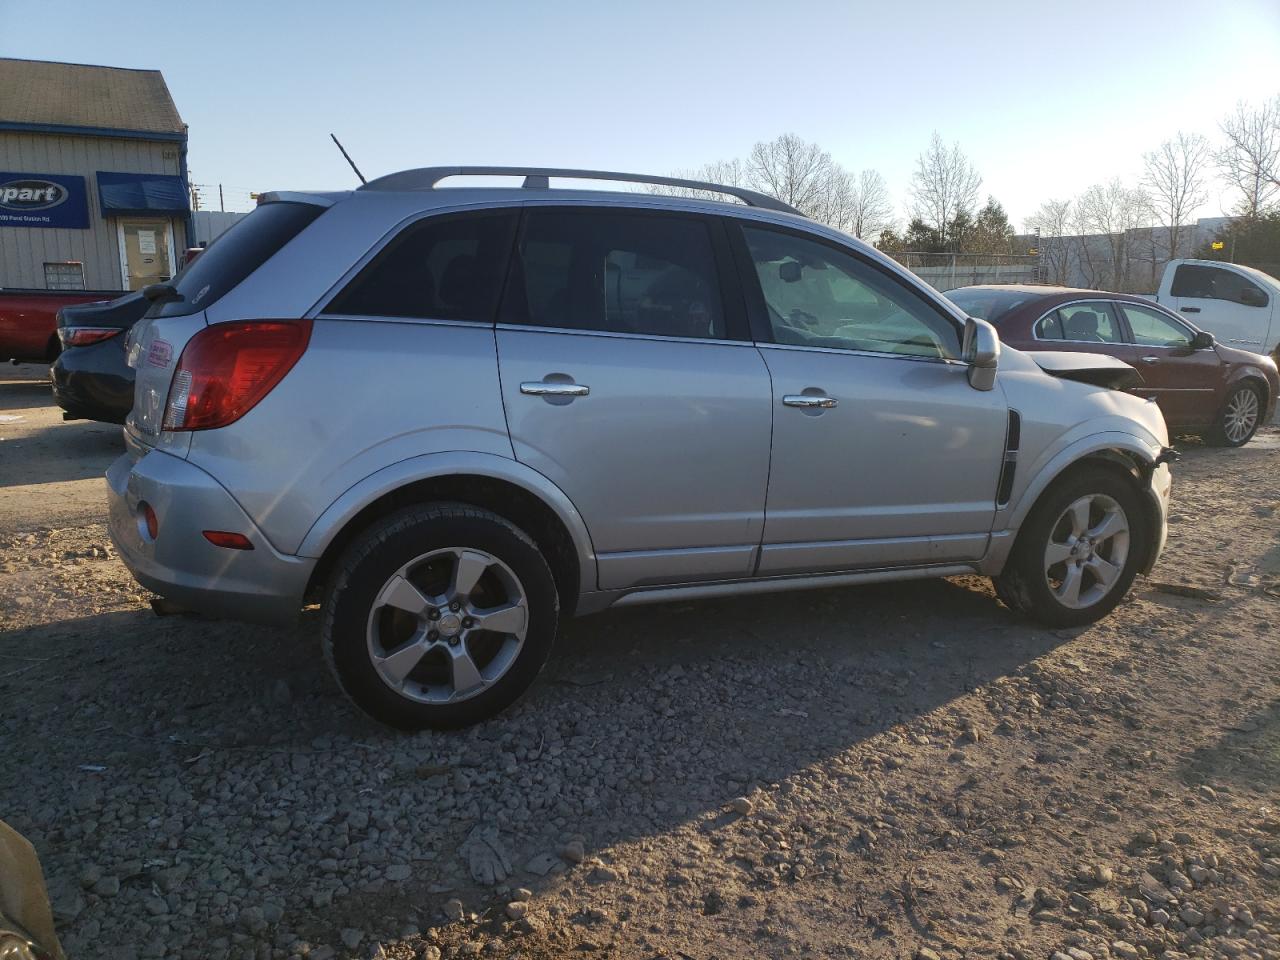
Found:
[438,254,480,310]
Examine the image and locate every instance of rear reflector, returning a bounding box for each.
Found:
[140,501,158,540]
[162,320,311,431]
[59,326,122,348]
[202,530,254,550]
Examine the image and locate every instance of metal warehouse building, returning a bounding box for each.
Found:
[0,57,190,292]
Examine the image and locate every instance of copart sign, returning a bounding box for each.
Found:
[0,172,89,228]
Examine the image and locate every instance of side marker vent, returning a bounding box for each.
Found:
[996,410,1021,506]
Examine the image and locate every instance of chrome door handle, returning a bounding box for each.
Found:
[520,381,589,397]
[783,394,838,409]
[1139,356,1160,364]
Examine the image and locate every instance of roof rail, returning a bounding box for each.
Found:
[357,166,802,216]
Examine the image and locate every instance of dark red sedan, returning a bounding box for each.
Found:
[948,285,1279,447]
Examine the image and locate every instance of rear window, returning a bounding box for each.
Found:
[946,287,1039,323]
[147,201,324,318]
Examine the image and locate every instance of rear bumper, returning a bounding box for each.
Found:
[50,343,133,424]
[107,449,314,626]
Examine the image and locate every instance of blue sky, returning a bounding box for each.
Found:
[6,0,1279,224]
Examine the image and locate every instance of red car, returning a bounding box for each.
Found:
[948,285,1279,447]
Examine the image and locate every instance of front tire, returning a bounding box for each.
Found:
[995,467,1148,628]
[1207,383,1262,447]
[322,503,559,730]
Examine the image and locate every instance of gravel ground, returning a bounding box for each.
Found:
[2,365,1279,960]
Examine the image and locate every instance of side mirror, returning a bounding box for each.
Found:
[1191,330,1215,349]
[1239,286,1268,307]
[963,317,1000,391]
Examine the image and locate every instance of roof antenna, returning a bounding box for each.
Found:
[330,133,367,185]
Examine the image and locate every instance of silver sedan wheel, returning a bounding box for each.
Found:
[366,547,528,705]
[1043,494,1130,610]
[1223,388,1259,444]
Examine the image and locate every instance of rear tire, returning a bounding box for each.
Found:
[994,467,1148,628]
[1207,382,1262,447]
[322,503,559,730]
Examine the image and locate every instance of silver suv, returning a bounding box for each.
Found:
[108,167,1174,729]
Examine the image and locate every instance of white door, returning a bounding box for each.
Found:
[1168,262,1273,351]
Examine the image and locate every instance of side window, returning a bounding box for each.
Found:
[1170,264,1215,299]
[1118,303,1192,348]
[1213,270,1270,308]
[741,226,960,359]
[1056,303,1122,344]
[1169,264,1268,306]
[324,211,516,321]
[503,210,725,339]
[1034,311,1065,340]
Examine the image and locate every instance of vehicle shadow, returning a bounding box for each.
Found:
[0,419,121,488]
[1,573,1070,953]
[0,376,59,412]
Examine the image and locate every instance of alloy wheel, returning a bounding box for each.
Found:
[1043,493,1130,610]
[365,547,528,704]
[1223,388,1259,444]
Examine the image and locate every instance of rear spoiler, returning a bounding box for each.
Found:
[254,191,346,207]
[1030,351,1142,390]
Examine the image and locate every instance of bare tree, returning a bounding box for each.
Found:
[908,132,982,248]
[807,165,856,232]
[746,133,839,219]
[1218,95,1280,217]
[1069,201,1102,289]
[845,169,894,240]
[645,159,750,202]
[1075,180,1152,291]
[1024,198,1073,284]
[654,139,877,235]
[1143,132,1210,273]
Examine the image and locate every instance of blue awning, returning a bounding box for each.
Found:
[96,171,189,217]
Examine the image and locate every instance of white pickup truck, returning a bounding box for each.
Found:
[1156,259,1279,360]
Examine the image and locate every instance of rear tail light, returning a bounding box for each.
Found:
[162,320,311,431]
[59,326,122,348]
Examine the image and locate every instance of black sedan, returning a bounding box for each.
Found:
[50,291,147,424]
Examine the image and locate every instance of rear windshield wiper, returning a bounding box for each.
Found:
[142,282,183,305]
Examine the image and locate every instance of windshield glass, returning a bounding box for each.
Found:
[947,287,1041,323]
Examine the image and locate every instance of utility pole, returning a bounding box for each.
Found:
[219,184,225,213]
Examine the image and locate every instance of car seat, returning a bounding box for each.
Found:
[1063,309,1102,342]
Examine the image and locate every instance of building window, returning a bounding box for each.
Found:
[44,262,86,291]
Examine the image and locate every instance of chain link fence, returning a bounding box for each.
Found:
[887,252,1040,292]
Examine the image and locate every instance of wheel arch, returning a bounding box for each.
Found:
[1224,369,1271,410]
[300,453,595,616]
[992,432,1165,576]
